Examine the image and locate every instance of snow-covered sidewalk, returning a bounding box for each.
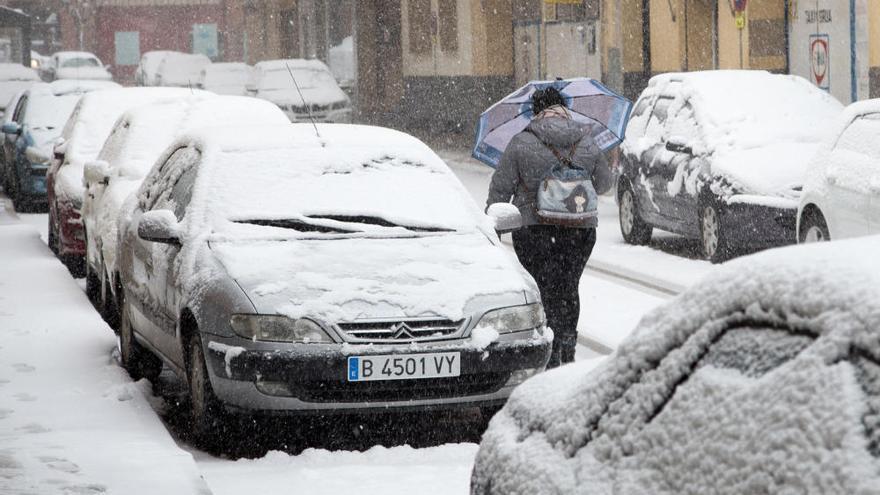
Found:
[0,220,210,494]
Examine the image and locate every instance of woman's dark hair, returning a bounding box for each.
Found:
[531,87,565,115]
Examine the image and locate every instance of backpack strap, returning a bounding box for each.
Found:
[526,129,582,168]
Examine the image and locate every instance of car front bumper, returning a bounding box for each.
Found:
[204,332,551,414]
[723,197,798,246]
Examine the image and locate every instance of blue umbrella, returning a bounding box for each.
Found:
[472,78,633,168]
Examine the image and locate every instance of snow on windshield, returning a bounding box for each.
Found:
[203,144,480,235]
[26,93,80,130]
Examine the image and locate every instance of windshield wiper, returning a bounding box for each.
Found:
[306,215,453,232]
[236,219,356,234]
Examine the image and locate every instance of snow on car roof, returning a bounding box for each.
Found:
[45,79,120,96]
[103,95,288,180]
[53,51,101,61]
[0,63,39,81]
[474,235,880,493]
[156,53,211,86]
[646,70,843,150]
[254,58,331,72]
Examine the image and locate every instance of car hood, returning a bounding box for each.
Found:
[711,141,818,197]
[209,233,538,323]
[55,67,113,81]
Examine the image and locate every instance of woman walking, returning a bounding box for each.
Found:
[486,87,613,368]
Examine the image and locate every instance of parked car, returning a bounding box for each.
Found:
[0,89,26,186]
[115,124,549,443]
[472,236,880,495]
[42,51,113,82]
[617,70,842,262]
[0,63,40,119]
[1,80,119,211]
[155,53,211,88]
[197,62,252,95]
[83,95,288,324]
[134,51,180,87]
[47,88,200,276]
[797,99,880,243]
[248,59,352,123]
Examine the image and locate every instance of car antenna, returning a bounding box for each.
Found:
[285,62,324,144]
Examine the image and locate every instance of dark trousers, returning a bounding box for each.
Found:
[513,225,596,368]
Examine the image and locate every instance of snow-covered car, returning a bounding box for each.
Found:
[46,88,202,276]
[618,70,843,262]
[0,63,39,119]
[1,80,119,211]
[134,50,180,87]
[472,236,880,495]
[115,124,550,443]
[328,36,354,92]
[197,62,253,95]
[83,95,288,324]
[248,59,352,123]
[797,99,880,242]
[43,51,113,82]
[0,89,26,183]
[154,52,211,88]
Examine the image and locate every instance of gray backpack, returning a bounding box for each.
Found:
[529,132,599,227]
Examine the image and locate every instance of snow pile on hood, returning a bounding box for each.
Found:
[55,87,208,203]
[156,53,211,87]
[94,95,289,280]
[472,236,880,494]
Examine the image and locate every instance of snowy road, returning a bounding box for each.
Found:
[0,146,711,495]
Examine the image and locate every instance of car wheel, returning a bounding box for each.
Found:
[118,289,162,382]
[799,209,830,243]
[618,183,653,245]
[85,254,101,305]
[47,218,58,254]
[700,203,733,263]
[187,331,226,446]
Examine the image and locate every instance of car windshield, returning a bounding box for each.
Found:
[61,57,100,68]
[259,68,337,90]
[201,147,480,237]
[25,93,81,130]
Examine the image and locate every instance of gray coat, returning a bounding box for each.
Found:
[487,117,613,228]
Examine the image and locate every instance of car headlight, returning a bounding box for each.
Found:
[473,304,545,334]
[230,315,333,343]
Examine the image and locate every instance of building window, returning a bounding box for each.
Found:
[114,31,140,66]
[408,0,432,55]
[192,23,219,59]
[438,1,458,53]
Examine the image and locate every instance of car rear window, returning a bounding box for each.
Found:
[695,327,813,378]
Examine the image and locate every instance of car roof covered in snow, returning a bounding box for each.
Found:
[473,235,880,494]
[53,51,101,61]
[33,79,121,96]
[254,58,331,72]
[102,94,288,179]
[0,63,39,81]
[156,53,211,86]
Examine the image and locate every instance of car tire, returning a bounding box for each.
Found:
[699,202,733,263]
[799,209,830,243]
[187,331,226,447]
[618,183,653,245]
[47,218,58,254]
[118,289,162,382]
[85,254,101,305]
[60,254,85,278]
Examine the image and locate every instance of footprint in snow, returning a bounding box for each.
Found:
[12,363,35,373]
[14,392,37,402]
[62,483,107,494]
[16,423,49,434]
[39,456,80,474]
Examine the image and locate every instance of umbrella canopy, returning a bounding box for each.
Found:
[472,78,633,168]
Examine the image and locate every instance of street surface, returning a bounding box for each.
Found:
[0,149,715,494]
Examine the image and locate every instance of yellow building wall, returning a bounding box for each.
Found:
[871,0,880,67]
[650,0,683,71]
[471,0,513,77]
[746,0,785,70]
[622,0,644,73]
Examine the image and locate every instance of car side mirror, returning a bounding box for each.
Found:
[83,160,111,186]
[487,203,523,235]
[25,146,51,165]
[665,136,693,155]
[2,122,21,135]
[138,210,180,245]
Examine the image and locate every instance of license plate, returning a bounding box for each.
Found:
[347,352,461,382]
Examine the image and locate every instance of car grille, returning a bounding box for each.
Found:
[288,372,510,403]
[337,319,464,342]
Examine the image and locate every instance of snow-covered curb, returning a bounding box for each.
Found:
[0,223,211,494]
